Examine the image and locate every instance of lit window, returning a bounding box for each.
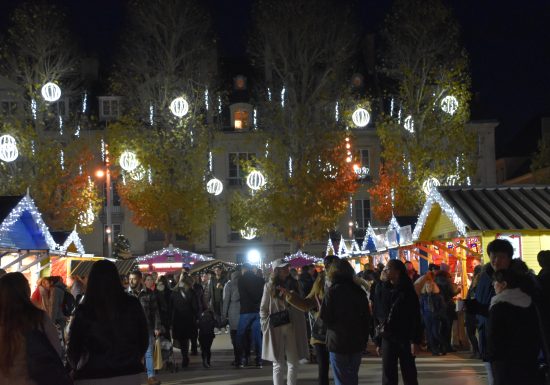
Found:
[234,110,249,129]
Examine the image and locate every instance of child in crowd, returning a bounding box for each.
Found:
[420,280,446,355]
[198,309,216,368]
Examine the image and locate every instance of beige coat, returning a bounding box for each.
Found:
[260,282,309,362]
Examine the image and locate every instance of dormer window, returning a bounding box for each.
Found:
[230,103,252,131]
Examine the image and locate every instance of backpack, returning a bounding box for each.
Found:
[62,290,76,317]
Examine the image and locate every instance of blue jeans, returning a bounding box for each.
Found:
[423,312,442,354]
[329,352,362,385]
[145,334,154,378]
[236,313,262,364]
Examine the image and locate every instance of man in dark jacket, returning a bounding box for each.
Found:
[237,263,265,367]
[321,258,371,385]
[208,267,227,332]
[128,271,161,385]
[465,239,530,385]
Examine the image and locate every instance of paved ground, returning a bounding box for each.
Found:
[142,333,488,385]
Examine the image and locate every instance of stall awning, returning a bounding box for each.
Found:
[440,186,550,231]
[189,260,236,275]
[71,259,137,277]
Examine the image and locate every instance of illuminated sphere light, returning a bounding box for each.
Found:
[246,170,266,190]
[446,174,459,186]
[169,97,189,117]
[404,115,414,133]
[79,207,95,227]
[119,151,139,172]
[422,177,441,196]
[206,178,223,196]
[41,82,62,102]
[441,95,459,115]
[130,165,146,181]
[0,134,18,162]
[352,108,370,128]
[241,227,257,240]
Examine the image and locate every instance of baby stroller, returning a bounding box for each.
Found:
[159,335,178,373]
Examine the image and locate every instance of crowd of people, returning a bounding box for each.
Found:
[0,237,548,385]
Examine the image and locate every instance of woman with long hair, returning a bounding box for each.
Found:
[260,258,309,385]
[67,260,149,385]
[375,259,422,385]
[285,271,330,385]
[0,272,63,385]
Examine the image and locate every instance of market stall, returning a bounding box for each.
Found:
[410,185,550,295]
[189,259,237,275]
[0,193,57,287]
[136,245,213,273]
[284,250,323,269]
[70,258,136,277]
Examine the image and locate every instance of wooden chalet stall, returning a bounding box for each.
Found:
[0,194,58,289]
[408,185,550,296]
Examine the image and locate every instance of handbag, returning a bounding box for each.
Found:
[153,337,163,370]
[310,295,327,341]
[269,294,291,328]
[375,296,400,340]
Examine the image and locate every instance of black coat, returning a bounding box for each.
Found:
[376,278,422,346]
[372,280,392,323]
[238,271,265,314]
[488,294,541,385]
[320,277,371,354]
[170,288,198,340]
[67,295,149,380]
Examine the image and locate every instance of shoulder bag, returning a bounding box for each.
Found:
[269,293,290,328]
[375,296,401,340]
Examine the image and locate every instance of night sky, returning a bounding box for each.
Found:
[0,0,549,158]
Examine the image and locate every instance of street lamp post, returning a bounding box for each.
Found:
[97,145,113,258]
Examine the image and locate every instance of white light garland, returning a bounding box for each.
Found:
[169,97,189,118]
[119,151,139,172]
[390,98,395,117]
[335,101,339,122]
[446,174,459,186]
[31,99,37,120]
[218,96,222,115]
[101,138,105,162]
[441,95,459,115]
[412,188,467,241]
[206,178,223,196]
[60,228,86,254]
[253,108,257,129]
[352,107,370,127]
[267,88,272,102]
[247,170,266,190]
[41,82,61,102]
[288,156,293,178]
[0,194,57,250]
[149,105,154,125]
[204,88,209,111]
[284,250,323,264]
[59,116,63,135]
[82,92,87,113]
[0,135,19,162]
[281,86,286,108]
[147,167,153,184]
[75,125,81,137]
[60,149,64,170]
[136,246,213,262]
[403,115,414,133]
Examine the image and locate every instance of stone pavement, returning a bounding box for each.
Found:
[143,333,488,385]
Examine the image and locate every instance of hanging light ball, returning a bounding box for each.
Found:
[422,177,441,195]
[246,170,266,190]
[404,115,414,133]
[169,97,189,117]
[0,134,18,162]
[441,95,459,115]
[240,227,257,240]
[352,108,370,128]
[206,177,223,196]
[129,165,146,181]
[79,205,95,227]
[445,174,459,186]
[119,151,139,172]
[41,82,62,102]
